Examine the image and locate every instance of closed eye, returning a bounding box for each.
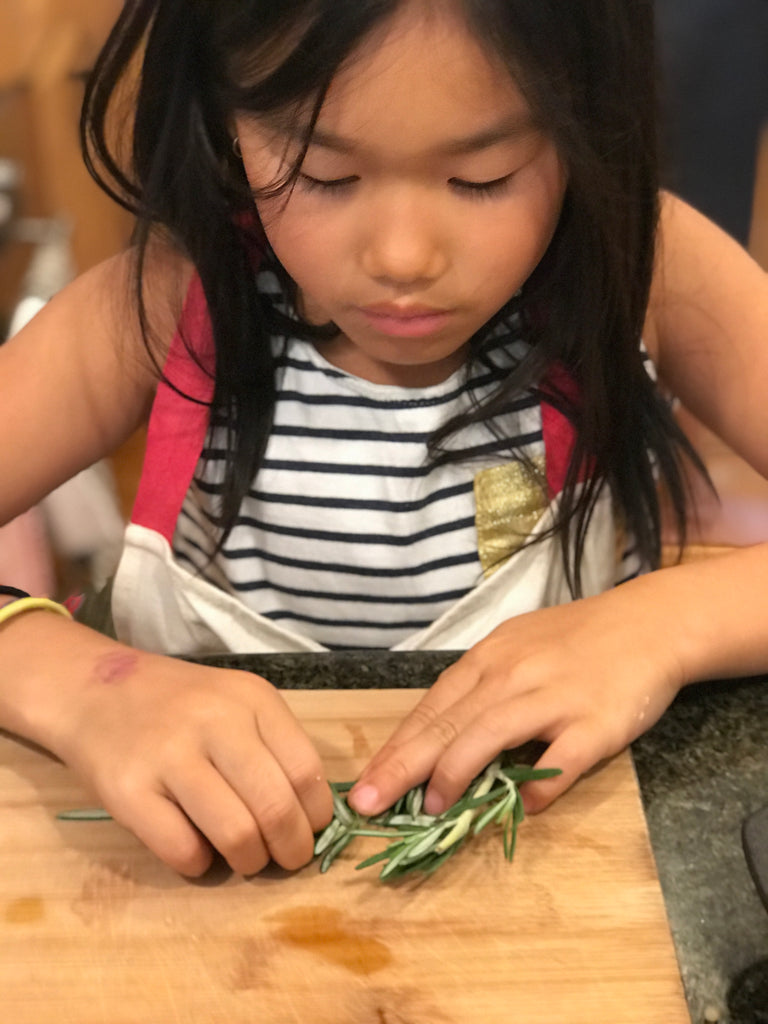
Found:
[449,173,515,198]
[298,173,359,192]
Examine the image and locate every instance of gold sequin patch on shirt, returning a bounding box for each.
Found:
[474,457,548,578]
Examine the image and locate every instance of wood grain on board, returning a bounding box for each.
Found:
[0,688,688,1024]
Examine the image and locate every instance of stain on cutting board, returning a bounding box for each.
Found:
[270,905,392,975]
[5,897,44,924]
[345,722,373,759]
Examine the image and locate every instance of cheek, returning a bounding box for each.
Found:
[465,209,556,296]
[480,177,565,288]
[255,197,311,259]
[255,198,340,295]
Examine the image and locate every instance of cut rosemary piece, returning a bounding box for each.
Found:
[313,756,561,881]
[56,808,114,821]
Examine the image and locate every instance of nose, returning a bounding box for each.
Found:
[360,188,448,288]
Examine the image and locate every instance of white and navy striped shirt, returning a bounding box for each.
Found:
[172,328,550,649]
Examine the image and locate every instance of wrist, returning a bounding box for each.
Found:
[0,611,122,757]
[613,545,768,685]
[589,575,689,696]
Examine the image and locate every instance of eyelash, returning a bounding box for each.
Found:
[298,174,358,194]
[297,172,514,199]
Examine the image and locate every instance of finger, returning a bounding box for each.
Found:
[109,790,215,877]
[362,659,482,775]
[417,689,565,814]
[385,659,480,746]
[350,686,553,817]
[518,724,612,814]
[167,758,272,875]
[248,693,333,832]
[206,722,317,872]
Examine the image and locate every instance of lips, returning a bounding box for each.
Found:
[357,302,453,338]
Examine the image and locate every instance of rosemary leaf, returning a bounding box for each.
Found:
[319,832,354,873]
[386,813,436,827]
[379,840,416,880]
[403,826,450,862]
[350,827,421,838]
[355,846,403,871]
[314,817,344,856]
[473,798,508,836]
[331,790,355,827]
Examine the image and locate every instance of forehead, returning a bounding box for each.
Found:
[301,4,533,157]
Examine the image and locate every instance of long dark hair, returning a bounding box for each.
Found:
[81,0,707,592]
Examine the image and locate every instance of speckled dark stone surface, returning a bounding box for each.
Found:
[632,676,768,1024]
[196,652,768,1023]
[195,650,461,689]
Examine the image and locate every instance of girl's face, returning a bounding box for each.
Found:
[236,3,566,387]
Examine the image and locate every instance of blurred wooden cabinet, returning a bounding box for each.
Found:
[0,0,140,520]
[0,0,131,298]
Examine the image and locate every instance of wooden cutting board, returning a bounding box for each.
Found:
[0,689,688,1024]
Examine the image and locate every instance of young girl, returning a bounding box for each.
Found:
[1,0,767,879]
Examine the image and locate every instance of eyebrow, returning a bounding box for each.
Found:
[297,114,538,157]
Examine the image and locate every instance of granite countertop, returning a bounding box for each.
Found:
[198,651,768,1024]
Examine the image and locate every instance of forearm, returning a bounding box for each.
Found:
[0,609,140,757]
[605,541,768,685]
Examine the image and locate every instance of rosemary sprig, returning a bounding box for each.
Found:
[313,756,561,881]
[57,756,560,882]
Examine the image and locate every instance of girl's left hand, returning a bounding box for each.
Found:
[347,591,686,818]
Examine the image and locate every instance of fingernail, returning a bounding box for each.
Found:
[349,784,380,815]
[423,790,445,816]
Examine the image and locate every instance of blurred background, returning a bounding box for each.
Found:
[0,0,766,597]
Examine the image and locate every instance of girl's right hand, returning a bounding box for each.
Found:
[65,653,333,877]
[3,615,333,877]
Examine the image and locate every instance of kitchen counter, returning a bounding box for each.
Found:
[199,651,768,1024]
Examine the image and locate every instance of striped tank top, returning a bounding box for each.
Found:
[171,327,559,649]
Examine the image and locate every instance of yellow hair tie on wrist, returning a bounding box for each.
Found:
[0,597,73,627]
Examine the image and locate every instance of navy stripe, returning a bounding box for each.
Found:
[250,481,474,511]
[194,478,474,511]
[173,544,221,588]
[228,578,473,604]
[277,389,458,411]
[225,513,476,546]
[174,525,210,559]
[200,431,542,473]
[274,352,522,388]
[271,424,432,443]
[262,610,433,630]
[178,504,217,540]
[274,375,537,411]
[325,642,381,651]
[217,545,479,577]
[275,355,348,379]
